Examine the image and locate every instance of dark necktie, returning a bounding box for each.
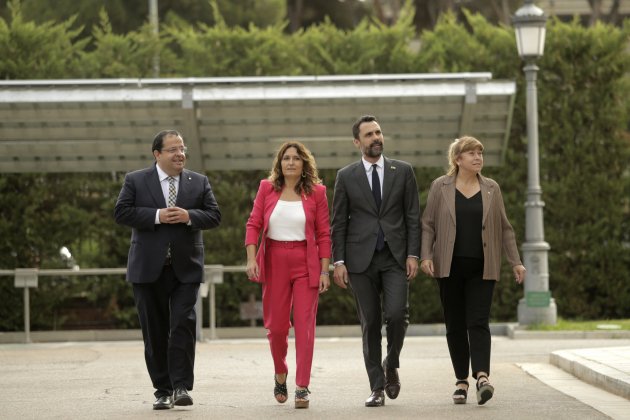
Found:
[372,164,385,251]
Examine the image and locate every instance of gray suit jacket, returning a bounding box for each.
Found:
[331,157,421,273]
[114,164,221,284]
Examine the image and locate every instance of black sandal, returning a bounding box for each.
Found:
[452,380,469,404]
[294,387,310,409]
[274,375,288,404]
[476,375,494,405]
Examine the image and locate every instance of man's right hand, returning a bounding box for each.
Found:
[333,264,349,289]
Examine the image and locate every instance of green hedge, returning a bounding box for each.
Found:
[0,3,628,330]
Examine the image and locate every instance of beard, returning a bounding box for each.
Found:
[364,141,383,158]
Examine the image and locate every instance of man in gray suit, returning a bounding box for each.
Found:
[332,115,420,407]
[114,130,221,410]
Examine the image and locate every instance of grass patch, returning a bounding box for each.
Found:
[526,319,630,331]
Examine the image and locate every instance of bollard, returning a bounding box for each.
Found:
[14,269,39,344]
[202,265,224,340]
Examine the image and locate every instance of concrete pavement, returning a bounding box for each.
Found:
[2,335,629,420]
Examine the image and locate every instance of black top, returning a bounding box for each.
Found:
[453,189,483,259]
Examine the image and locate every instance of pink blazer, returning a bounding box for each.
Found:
[245,179,331,288]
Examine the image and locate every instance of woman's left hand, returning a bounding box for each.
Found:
[513,264,526,284]
[319,274,330,294]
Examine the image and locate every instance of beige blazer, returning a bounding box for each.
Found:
[421,174,522,280]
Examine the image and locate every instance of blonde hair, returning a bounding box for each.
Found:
[268,141,321,195]
[446,136,484,176]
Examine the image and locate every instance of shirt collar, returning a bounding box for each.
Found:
[156,164,179,182]
[361,155,384,172]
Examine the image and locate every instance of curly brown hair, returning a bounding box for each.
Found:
[268,141,321,195]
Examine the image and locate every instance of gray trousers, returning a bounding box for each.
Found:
[349,244,409,391]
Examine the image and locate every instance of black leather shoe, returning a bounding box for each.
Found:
[173,387,193,406]
[365,389,385,407]
[383,359,401,399]
[153,395,173,410]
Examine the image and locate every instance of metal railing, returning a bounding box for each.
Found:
[0,265,246,343]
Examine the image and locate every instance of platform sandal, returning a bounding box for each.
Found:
[294,387,310,409]
[452,380,469,404]
[476,375,494,405]
[274,375,288,404]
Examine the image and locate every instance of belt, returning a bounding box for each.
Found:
[266,239,307,248]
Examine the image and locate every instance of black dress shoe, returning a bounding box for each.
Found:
[365,389,385,407]
[383,359,401,399]
[173,387,193,406]
[153,395,173,410]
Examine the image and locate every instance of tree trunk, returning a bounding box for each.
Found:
[373,0,385,23]
[607,0,621,25]
[588,0,603,26]
[287,0,304,33]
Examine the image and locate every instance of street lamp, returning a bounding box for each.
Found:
[513,0,557,325]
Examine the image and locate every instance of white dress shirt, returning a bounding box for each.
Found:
[154,164,179,224]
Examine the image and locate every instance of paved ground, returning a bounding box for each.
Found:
[1,336,629,419]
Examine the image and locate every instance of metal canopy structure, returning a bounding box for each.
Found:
[0,74,516,173]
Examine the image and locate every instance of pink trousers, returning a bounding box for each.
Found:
[262,239,319,387]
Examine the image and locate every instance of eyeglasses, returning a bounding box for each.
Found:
[161,146,188,154]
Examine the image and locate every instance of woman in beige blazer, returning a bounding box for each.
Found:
[420,136,526,406]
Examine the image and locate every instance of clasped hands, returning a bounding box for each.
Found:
[160,207,189,224]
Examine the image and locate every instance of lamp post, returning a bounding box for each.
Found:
[513,0,557,325]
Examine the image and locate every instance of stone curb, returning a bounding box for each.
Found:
[2,323,629,344]
[550,347,630,400]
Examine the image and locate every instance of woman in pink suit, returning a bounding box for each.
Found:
[245,141,331,409]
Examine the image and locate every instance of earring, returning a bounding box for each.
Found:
[302,171,306,178]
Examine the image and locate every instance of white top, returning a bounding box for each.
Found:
[267,200,306,241]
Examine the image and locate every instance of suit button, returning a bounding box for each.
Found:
[482,225,486,230]
[483,242,487,247]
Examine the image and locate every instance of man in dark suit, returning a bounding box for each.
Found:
[332,115,420,407]
[114,130,221,410]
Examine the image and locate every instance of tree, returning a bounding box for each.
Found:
[588,0,623,26]
[0,0,87,79]
[79,9,175,78]
[1,4,629,331]
[286,0,370,32]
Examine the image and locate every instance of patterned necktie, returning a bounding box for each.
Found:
[166,176,176,260]
[372,164,385,251]
[167,176,177,207]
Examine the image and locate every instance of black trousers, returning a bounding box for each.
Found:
[437,257,495,380]
[349,244,409,391]
[133,265,200,398]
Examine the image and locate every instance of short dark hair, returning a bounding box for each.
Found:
[352,115,378,140]
[152,130,181,153]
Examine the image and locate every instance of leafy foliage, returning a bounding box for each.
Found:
[0,4,628,331]
[0,0,87,78]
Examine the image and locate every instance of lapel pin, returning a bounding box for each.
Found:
[188,176,192,180]
[391,166,396,170]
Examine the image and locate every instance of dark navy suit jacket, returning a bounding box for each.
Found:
[114,164,221,284]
